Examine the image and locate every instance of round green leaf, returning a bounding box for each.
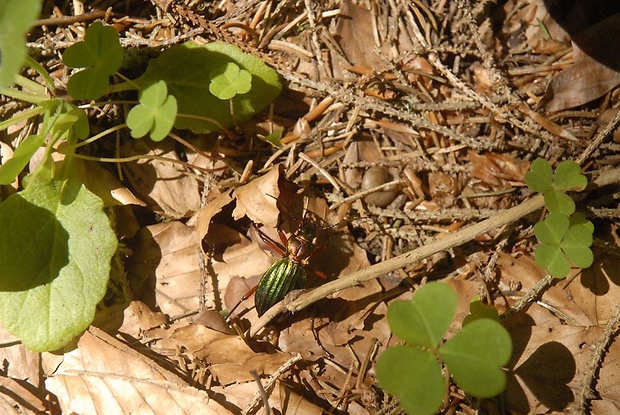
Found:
[136,42,281,132]
[535,243,571,278]
[525,158,553,192]
[0,177,117,351]
[377,346,444,415]
[440,319,512,398]
[554,160,587,191]
[534,212,569,245]
[387,282,457,348]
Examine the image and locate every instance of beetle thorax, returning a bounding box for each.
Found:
[286,234,314,262]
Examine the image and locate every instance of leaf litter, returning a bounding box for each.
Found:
[3,0,620,414]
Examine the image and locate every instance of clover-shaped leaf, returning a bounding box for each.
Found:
[526,158,586,214]
[376,346,444,415]
[440,319,512,398]
[378,283,513,414]
[534,212,570,245]
[534,212,594,278]
[554,160,587,191]
[535,243,571,278]
[462,299,501,327]
[387,282,457,348]
[562,213,594,268]
[544,188,576,215]
[136,42,280,132]
[63,22,123,100]
[54,107,90,141]
[126,80,177,142]
[525,158,553,192]
[209,62,253,100]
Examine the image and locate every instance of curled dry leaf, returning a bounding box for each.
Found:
[233,164,295,227]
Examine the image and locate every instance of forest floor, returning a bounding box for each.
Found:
[3,0,620,414]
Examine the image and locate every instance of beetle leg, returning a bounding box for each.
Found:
[253,224,286,256]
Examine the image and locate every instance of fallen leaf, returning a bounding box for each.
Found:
[46,327,232,415]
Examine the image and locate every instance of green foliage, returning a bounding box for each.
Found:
[525,158,593,278]
[462,298,500,326]
[0,0,43,87]
[0,176,117,351]
[262,129,283,147]
[377,283,512,415]
[534,212,594,277]
[0,134,45,185]
[525,158,587,215]
[136,41,281,132]
[378,346,444,415]
[63,22,124,100]
[0,20,282,351]
[209,62,252,100]
[439,319,512,397]
[127,80,177,141]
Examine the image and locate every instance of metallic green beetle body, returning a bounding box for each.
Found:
[254,221,318,316]
[255,257,307,316]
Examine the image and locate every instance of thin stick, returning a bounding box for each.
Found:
[250,167,620,335]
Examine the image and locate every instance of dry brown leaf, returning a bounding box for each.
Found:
[46,327,232,415]
[0,326,40,384]
[519,0,570,54]
[119,301,168,338]
[563,251,620,325]
[0,375,49,414]
[170,324,292,386]
[120,139,202,219]
[334,0,415,74]
[278,382,323,414]
[543,14,620,112]
[469,150,530,187]
[498,252,620,412]
[75,159,146,208]
[428,172,459,207]
[497,253,592,326]
[126,221,201,316]
[233,164,293,227]
[506,324,587,413]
